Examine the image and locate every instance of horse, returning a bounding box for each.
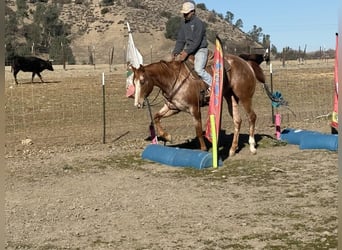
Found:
[131,53,268,157]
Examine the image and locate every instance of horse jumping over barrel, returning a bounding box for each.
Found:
[131,51,270,157]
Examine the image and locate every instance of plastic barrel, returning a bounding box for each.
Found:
[142,144,220,169]
[280,128,319,145]
[142,144,178,165]
[299,133,338,151]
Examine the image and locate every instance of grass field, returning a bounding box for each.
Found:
[5,59,337,249]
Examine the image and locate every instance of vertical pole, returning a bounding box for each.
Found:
[31,42,35,55]
[61,42,66,70]
[150,45,153,63]
[123,45,126,68]
[210,115,218,169]
[93,45,96,70]
[102,72,106,144]
[275,113,281,139]
[270,63,274,124]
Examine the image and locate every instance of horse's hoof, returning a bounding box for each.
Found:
[229,150,236,157]
[165,134,172,142]
[250,145,257,155]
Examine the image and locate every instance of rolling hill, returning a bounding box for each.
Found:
[6,0,263,64]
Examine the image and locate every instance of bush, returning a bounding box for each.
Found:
[101,0,114,6]
[160,11,172,19]
[207,12,216,23]
[164,16,182,40]
[101,7,110,15]
[196,3,207,11]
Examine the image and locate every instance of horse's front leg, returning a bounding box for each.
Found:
[154,104,179,143]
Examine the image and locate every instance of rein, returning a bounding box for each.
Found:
[261,82,296,116]
[162,61,191,102]
[146,88,163,106]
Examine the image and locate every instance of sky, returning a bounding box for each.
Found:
[199,0,339,52]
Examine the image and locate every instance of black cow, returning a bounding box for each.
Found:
[11,56,54,84]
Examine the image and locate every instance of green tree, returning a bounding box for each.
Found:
[196,3,207,11]
[22,23,41,45]
[33,2,47,24]
[233,19,243,29]
[165,16,182,40]
[248,25,263,43]
[224,11,234,24]
[16,0,28,20]
[102,0,114,6]
[262,34,270,48]
[207,12,217,23]
[271,44,278,55]
[5,1,75,64]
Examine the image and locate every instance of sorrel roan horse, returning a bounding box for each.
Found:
[131,53,268,156]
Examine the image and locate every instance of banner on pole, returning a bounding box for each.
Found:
[126,22,143,98]
[205,37,224,142]
[331,33,338,131]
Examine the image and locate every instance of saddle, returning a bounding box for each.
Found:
[184,50,214,90]
[175,50,230,106]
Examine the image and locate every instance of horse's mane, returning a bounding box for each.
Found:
[159,60,171,70]
[158,60,183,72]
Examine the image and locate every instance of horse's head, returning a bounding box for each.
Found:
[132,64,154,108]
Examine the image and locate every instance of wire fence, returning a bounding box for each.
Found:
[5,59,335,153]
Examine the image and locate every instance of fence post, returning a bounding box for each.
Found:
[102,72,106,144]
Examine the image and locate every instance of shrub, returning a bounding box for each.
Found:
[101,7,110,15]
[164,16,182,40]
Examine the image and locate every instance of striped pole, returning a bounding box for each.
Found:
[210,115,218,168]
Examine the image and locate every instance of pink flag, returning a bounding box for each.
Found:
[205,37,224,142]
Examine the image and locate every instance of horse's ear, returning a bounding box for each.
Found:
[139,64,145,72]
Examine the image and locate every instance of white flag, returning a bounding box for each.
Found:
[126,22,143,98]
[126,22,143,68]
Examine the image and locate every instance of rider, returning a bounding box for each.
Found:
[172,1,212,91]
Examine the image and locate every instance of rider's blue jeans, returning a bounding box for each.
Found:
[194,48,212,87]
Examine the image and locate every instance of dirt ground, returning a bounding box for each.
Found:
[5,62,338,249]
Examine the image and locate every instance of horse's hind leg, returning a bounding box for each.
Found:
[154,104,179,142]
[227,95,242,157]
[241,99,257,154]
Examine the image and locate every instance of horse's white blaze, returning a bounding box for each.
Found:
[134,79,141,107]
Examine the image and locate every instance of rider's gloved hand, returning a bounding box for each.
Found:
[178,50,188,61]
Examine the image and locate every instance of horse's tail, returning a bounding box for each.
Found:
[247,61,266,83]
[248,61,289,107]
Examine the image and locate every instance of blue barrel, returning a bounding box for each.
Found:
[142,144,178,165]
[280,128,319,145]
[142,144,220,169]
[299,133,338,151]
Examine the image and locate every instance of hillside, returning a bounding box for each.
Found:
[6,0,263,64]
